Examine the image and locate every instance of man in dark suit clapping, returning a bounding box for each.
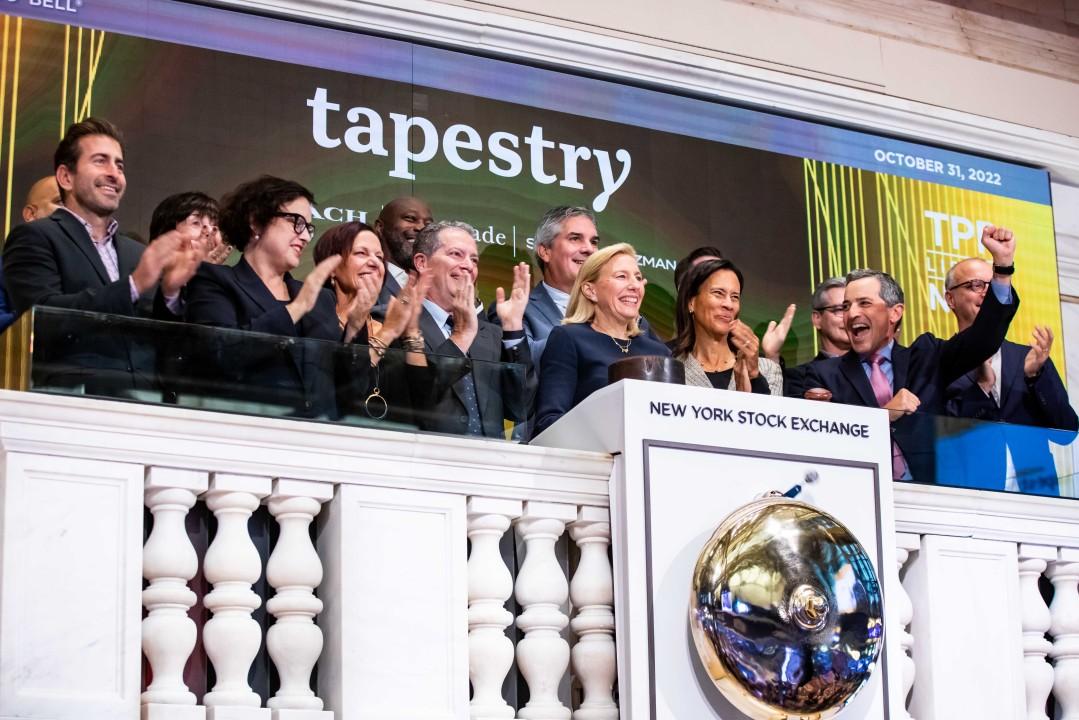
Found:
[410,220,535,438]
[3,118,201,394]
[937,257,1077,494]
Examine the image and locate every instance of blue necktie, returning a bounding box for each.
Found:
[446,315,484,436]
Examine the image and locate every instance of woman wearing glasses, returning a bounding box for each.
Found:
[671,258,783,395]
[184,175,345,417]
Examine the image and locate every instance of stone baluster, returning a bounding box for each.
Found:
[568,507,617,720]
[467,497,522,720]
[515,501,576,720]
[1048,553,1079,720]
[142,468,208,720]
[893,533,919,719]
[1018,545,1055,720]
[266,479,334,719]
[202,473,271,718]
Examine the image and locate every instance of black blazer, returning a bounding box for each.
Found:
[2,209,172,395]
[784,350,832,399]
[805,287,1019,483]
[938,339,1078,495]
[184,257,342,418]
[415,304,534,439]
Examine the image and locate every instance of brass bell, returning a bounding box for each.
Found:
[689,496,883,719]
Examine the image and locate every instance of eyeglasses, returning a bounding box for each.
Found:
[181,213,218,234]
[948,279,991,293]
[813,304,846,316]
[273,212,315,237]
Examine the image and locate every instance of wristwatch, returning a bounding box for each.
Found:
[992,263,1015,275]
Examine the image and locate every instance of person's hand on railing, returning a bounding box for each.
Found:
[494,262,530,332]
[286,255,341,324]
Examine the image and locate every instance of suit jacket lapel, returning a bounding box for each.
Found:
[891,343,910,393]
[530,284,563,329]
[116,235,141,280]
[53,211,110,285]
[1000,342,1024,411]
[839,352,879,407]
[419,306,445,353]
[234,257,283,317]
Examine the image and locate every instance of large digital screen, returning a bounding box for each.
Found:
[0,0,1061,371]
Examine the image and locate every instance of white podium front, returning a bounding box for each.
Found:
[533,380,905,720]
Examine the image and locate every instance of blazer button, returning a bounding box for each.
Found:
[459,415,468,423]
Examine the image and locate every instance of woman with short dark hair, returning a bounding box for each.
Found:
[183,175,344,417]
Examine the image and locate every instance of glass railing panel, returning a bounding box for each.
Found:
[19,306,530,442]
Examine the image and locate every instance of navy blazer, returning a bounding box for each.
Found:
[937,339,1078,495]
[184,257,342,417]
[535,322,672,436]
[805,287,1019,484]
[415,305,534,439]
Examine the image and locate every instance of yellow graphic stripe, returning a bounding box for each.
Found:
[4,16,20,240]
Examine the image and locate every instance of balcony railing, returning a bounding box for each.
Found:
[0,307,1076,718]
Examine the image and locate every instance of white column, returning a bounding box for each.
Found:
[568,507,617,720]
[467,497,522,720]
[0,452,144,719]
[1019,544,1055,720]
[142,468,208,720]
[202,473,271,719]
[893,532,918,720]
[266,479,334,720]
[1048,552,1079,720]
[514,501,576,720]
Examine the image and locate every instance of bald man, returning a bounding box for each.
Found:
[373,196,433,306]
[938,256,1077,494]
[21,175,61,223]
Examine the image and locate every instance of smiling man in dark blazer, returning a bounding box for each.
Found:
[3,118,200,394]
[805,226,1020,483]
[410,220,534,438]
[936,256,1077,495]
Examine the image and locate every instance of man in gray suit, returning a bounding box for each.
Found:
[411,220,534,438]
[490,206,599,363]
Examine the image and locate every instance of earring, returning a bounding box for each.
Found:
[254,234,260,241]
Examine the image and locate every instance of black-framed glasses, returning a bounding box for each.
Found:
[813,303,846,315]
[948,279,991,293]
[272,212,315,237]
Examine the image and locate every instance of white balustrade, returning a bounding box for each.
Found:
[1019,545,1055,720]
[515,501,576,720]
[568,507,617,720]
[467,497,523,719]
[202,473,272,718]
[141,468,208,720]
[893,533,918,720]
[265,479,334,719]
[1048,555,1079,720]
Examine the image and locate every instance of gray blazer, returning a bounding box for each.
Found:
[681,352,784,395]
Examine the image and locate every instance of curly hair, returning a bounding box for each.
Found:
[217,175,314,251]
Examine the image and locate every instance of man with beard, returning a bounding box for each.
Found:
[3,118,201,395]
[373,196,432,306]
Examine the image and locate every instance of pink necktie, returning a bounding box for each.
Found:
[868,353,908,480]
